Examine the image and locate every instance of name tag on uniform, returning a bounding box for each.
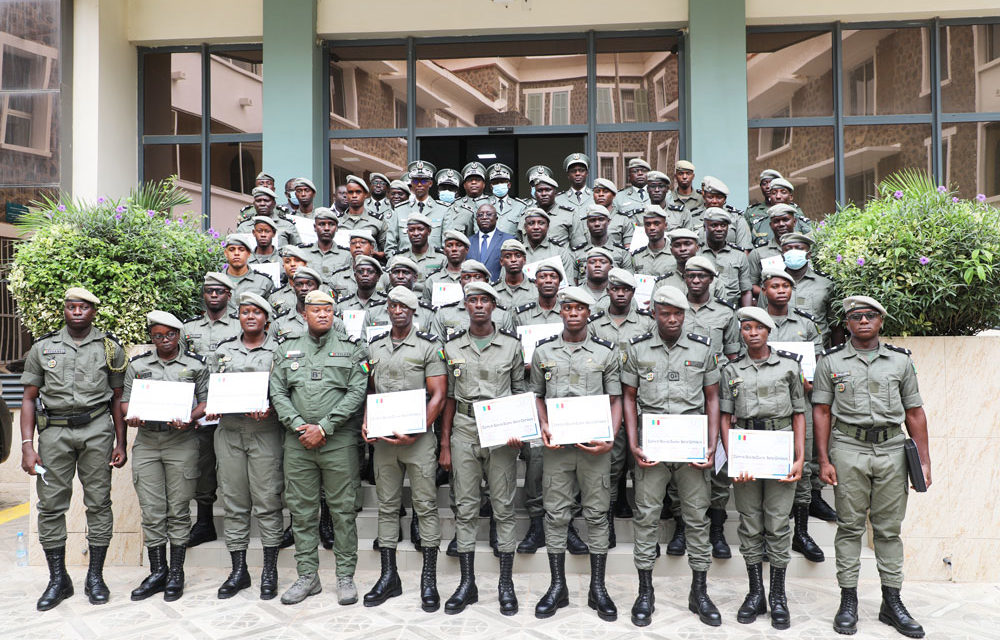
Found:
[43,348,66,354]
[136,371,152,379]
[208,342,218,351]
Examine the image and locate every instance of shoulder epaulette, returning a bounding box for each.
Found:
[297,242,315,248]
[638,308,654,317]
[275,335,287,344]
[416,330,438,342]
[667,203,685,212]
[776,349,803,363]
[591,334,613,349]
[186,351,207,363]
[796,213,811,223]
[445,329,467,342]
[330,265,352,275]
[274,309,290,320]
[632,246,648,256]
[438,300,460,309]
[621,207,645,216]
[370,210,384,220]
[104,332,123,346]
[588,310,606,322]
[613,242,627,250]
[514,302,536,314]
[687,332,711,346]
[238,204,253,215]
[37,329,59,341]
[228,311,239,319]
[885,343,912,355]
[498,327,518,339]
[215,335,238,348]
[419,301,436,312]
[753,237,769,248]
[335,292,356,304]
[369,329,390,343]
[716,297,738,310]
[727,242,742,250]
[813,266,832,279]
[490,277,502,287]
[821,343,846,356]
[630,332,653,345]
[793,308,817,321]
[369,299,387,307]
[425,266,444,278]
[345,334,360,344]
[725,204,745,215]
[571,242,588,252]
[515,197,531,205]
[496,302,509,311]
[558,204,574,212]
[654,273,670,282]
[550,238,566,247]
[128,351,150,362]
[182,314,202,324]
[535,334,559,348]
[276,204,291,214]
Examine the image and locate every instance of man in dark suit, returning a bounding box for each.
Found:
[467,203,515,281]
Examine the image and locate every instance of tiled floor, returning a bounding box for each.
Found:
[2,517,997,640]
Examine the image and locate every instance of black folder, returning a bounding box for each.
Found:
[904,439,927,493]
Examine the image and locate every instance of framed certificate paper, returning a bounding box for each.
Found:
[205,372,270,415]
[430,281,463,307]
[366,388,427,438]
[641,414,707,463]
[126,380,195,423]
[517,322,563,363]
[768,341,816,381]
[545,395,613,445]
[727,429,794,480]
[474,392,541,448]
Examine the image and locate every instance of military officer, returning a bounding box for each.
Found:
[365,255,437,332]
[435,168,463,217]
[424,230,471,303]
[182,273,240,547]
[270,290,369,606]
[488,163,528,236]
[267,245,310,316]
[631,206,676,275]
[652,229,727,301]
[222,234,274,312]
[366,172,391,217]
[443,163,489,238]
[236,186,300,248]
[591,177,642,248]
[395,211,447,280]
[614,157,652,211]
[521,207,575,278]
[339,175,389,257]
[814,296,930,638]
[493,239,536,309]
[622,285,722,628]
[433,260,515,340]
[523,173,576,246]
[667,160,704,214]
[761,232,839,350]
[293,178,319,217]
[248,216,282,265]
[531,286,622,622]
[689,176,753,251]
[328,229,379,301]
[390,161,444,253]
[207,293,284,601]
[300,207,353,282]
[750,178,812,246]
[555,153,593,212]
[124,311,209,603]
[748,204,799,297]
[719,306,806,630]
[579,246,614,306]
[337,255,389,323]
[361,286,447,612]
[513,263,564,326]
[744,168,782,226]
[645,171,692,232]
[699,207,753,308]
[438,281,525,616]
[274,266,347,344]
[20,287,127,610]
[570,205,632,280]
[388,179,411,208]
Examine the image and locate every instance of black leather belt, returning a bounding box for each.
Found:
[455,400,476,418]
[736,416,792,431]
[44,405,107,427]
[836,422,902,444]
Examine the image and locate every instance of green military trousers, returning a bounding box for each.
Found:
[733,477,796,567]
[521,444,544,518]
[609,425,631,506]
[214,421,284,550]
[36,415,115,549]
[451,414,518,553]
[794,394,815,504]
[373,430,440,549]
[283,432,359,577]
[131,427,199,547]
[192,424,218,506]
[634,461,712,571]
[829,429,909,589]
[542,446,611,554]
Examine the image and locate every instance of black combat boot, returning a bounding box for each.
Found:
[666,516,687,555]
[517,516,544,554]
[791,503,825,562]
[260,546,279,600]
[217,549,251,598]
[279,523,294,549]
[566,521,589,555]
[410,513,422,551]
[534,552,569,619]
[708,508,731,559]
[687,569,722,626]
[420,547,440,612]
[37,546,74,611]
[84,545,110,605]
[319,500,335,550]
[163,544,187,602]
[630,568,655,627]
[810,488,838,521]
[444,551,478,614]
[363,547,402,606]
[737,562,766,624]
[834,586,859,635]
[497,552,518,616]
[131,545,167,601]
[488,516,499,557]
[769,566,790,629]
[587,553,617,621]
[187,502,217,547]
[607,510,617,549]
[879,585,925,638]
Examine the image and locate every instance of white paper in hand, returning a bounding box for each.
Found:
[633,273,655,309]
[431,281,463,307]
[523,256,563,282]
[760,254,786,272]
[727,429,794,480]
[366,388,427,438]
[640,414,707,463]
[126,380,195,423]
[545,395,613,445]
[250,262,282,288]
[768,341,816,381]
[342,309,366,340]
[291,215,317,244]
[205,372,270,415]
[517,323,563,363]
[628,222,649,253]
[334,229,351,249]
[474,392,541,448]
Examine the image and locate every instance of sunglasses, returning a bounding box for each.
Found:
[846,311,881,321]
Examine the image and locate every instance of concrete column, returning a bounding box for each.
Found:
[262,0,324,198]
[686,0,749,209]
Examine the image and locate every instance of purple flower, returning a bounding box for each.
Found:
[113,213,122,220]
[978,194,987,202]
[164,218,171,225]
[836,254,843,263]
[147,209,156,216]
[952,197,960,203]
[919,256,930,265]
[57,204,66,212]
[857,257,865,266]
[937,186,947,193]
[97,197,105,204]
[211,231,220,239]
[115,205,126,213]
[893,190,903,199]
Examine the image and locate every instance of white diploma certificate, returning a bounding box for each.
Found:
[768,341,816,381]
[633,273,656,309]
[474,392,541,448]
[628,222,649,253]
[250,262,282,288]
[334,229,351,249]
[760,254,786,272]
[291,215,318,244]
[365,324,390,342]
[727,429,794,480]
[641,414,708,463]
[517,322,563,363]
[545,395,614,445]
[205,372,270,415]
[126,380,195,423]
[366,388,427,438]
[431,281,463,307]
[342,309,366,340]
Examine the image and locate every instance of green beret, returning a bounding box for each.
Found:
[64,287,99,305]
[558,286,596,307]
[292,266,323,284]
[464,281,499,300]
[737,306,775,331]
[684,255,718,276]
[203,272,234,290]
[146,310,183,331]
[239,292,273,318]
[387,285,419,310]
[651,285,689,310]
[842,295,887,317]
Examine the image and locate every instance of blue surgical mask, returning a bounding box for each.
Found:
[492,183,509,198]
[288,194,299,207]
[530,186,536,199]
[783,249,808,270]
[438,190,456,204]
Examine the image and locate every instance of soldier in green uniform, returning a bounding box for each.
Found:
[248,216,282,265]
[699,208,753,308]
[271,290,369,606]
[423,230,470,302]
[653,230,726,300]
[622,285,722,628]
[443,163,489,238]
[748,205,798,298]
[814,296,931,638]
[438,281,525,616]
[744,168,782,227]
[236,186,300,248]
[493,239,535,309]
[207,293,284,600]
[576,246,613,305]
[222,234,274,311]
[293,178,319,217]
[340,175,389,258]
[327,229,379,301]
[719,306,806,630]
[759,266,825,563]
[531,286,622,622]
[267,245,310,316]
[488,163,528,236]
[571,207,632,282]
[20,287,127,610]
[183,273,241,548]
[521,207,575,278]
[433,260,516,340]
[555,153,593,215]
[361,287,447,612]
[388,179,411,208]
[591,178,643,248]
[366,255,437,332]
[365,172,391,217]
[614,157,651,211]
[667,160,703,214]
[513,263,564,326]
[522,174,576,247]
[274,266,344,342]
[124,311,209,602]
[300,207,353,283]
[689,176,753,251]
[337,255,389,327]
[395,211,447,280]
[389,161,442,253]
[750,178,812,247]
[631,206,675,275]
[643,172,691,233]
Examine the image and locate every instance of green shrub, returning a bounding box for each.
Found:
[812,169,1000,336]
[8,179,223,346]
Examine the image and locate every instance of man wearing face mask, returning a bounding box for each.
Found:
[614,158,652,211]
[750,178,811,247]
[237,186,301,248]
[766,233,839,349]
[284,178,301,213]
[444,163,490,239]
[488,163,527,235]
[365,173,391,217]
[749,205,799,298]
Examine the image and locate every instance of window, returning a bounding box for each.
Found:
[596,86,614,124]
[498,78,510,110]
[598,155,616,183]
[653,72,668,116]
[550,90,569,125]
[757,105,792,158]
[939,27,951,84]
[0,36,57,156]
[847,58,875,116]
[331,65,346,117]
[329,64,358,126]
[845,169,877,205]
[620,88,637,122]
[523,88,571,126]
[656,138,674,174]
[394,98,407,128]
[986,24,1000,64]
[986,123,1000,198]
[525,92,543,125]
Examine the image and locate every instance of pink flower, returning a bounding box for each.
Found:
[115,205,126,213]
[97,197,105,204]
[893,191,903,199]
[919,256,930,265]
[836,254,843,263]
[57,204,66,212]
[857,257,865,266]
[164,219,171,225]
[937,186,947,193]
[114,213,122,220]
[952,197,960,203]
[147,209,156,215]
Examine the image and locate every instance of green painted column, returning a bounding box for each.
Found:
[262,0,324,199]
[686,0,749,210]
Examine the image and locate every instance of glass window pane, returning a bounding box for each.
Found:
[597,131,679,187]
[841,28,930,115]
[331,136,409,197]
[209,141,261,230]
[0,0,60,89]
[329,44,407,131]
[210,49,262,134]
[942,24,1000,113]
[747,126,836,218]
[143,52,202,135]
[843,124,932,203]
[747,30,832,119]
[415,38,587,128]
[596,35,680,123]
[143,143,202,209]
[944,122,1000,204]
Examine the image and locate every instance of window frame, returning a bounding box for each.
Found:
[0,32,58,157]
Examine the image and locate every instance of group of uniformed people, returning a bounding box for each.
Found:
[17,154,932,638]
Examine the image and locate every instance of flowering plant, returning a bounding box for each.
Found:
[8,178,222,346]
[812,170,1000,336]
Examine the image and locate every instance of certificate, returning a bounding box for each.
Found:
[628,222,649,253]
[768,341,816,381]
[641,414,707,463]
[290,215,318,245]
[760,254,786,272]
[474,392,541,448]
[517,322,563,363]
[250,262,282,288]
[366,388,427,438]
[431,281,463,307]
[633,273,656,309]
[334,229,351,249]
[727,429,794,480]
[205,372,270,415]
[342,309,366,340]
[545,395,613,445]
[126,380,195,423]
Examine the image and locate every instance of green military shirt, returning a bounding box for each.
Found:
[368,326,446,395]
[555,186,593,218]
[269,329,369,446]
[490,195,528,236]
[622,331,719,415]
[364,299,437,335]
[226,270,274,312]
[720,349,806,419]
[571,241,632,283]
[273,308,348,342]
[631,244,676,276]
[423,267,462,304]
[445,328,526,419]
[613,185,648,212]
[267,284,298,317]
[248,250,281,265]
[667,190,704,214]
[182,312,240,359]
[748,241,783,286]
[523,238,575,278]
[338,209,389,253]
[337,290,388,314]
[682,298,742,361]
[609,205,648,248]
[21,326,126,413]
[327,265,358,301]
[442,199,482,238]
[653,270,726,300]
[365,196,391,218]
[529,334,622,399]
[492,276,536,310]
[301,243,353,281]
[211,333,282,429]
[398,247,447,280]
[433,301,515,341]
[390,199,446,252]
[518,204,576,247]
[236,212,301,248]
[750,205,812,247]
[783,267,836,344]
[699,244,751,306]
[122,350,209,419]
[769,308,823,357]
[587,307,656,360]
[513,300,561,327]
[689,206,753,251]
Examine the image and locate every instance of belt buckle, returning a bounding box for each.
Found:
[752,418,765,431]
